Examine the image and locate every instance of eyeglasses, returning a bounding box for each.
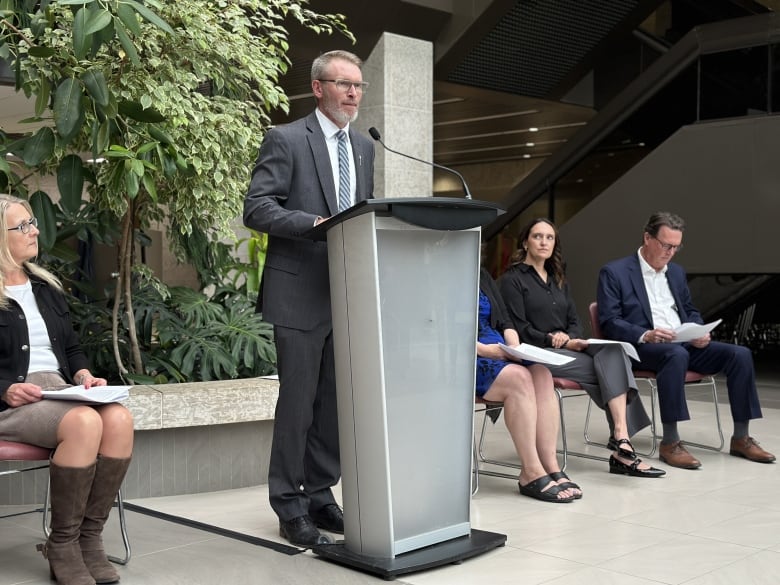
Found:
[651,235,683,252]
[318,79,369,93]
[7,217,38,234]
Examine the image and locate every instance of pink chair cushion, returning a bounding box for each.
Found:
[0,440,51,461]
[553,377,584,391]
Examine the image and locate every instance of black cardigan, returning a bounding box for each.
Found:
[0,276,90,411]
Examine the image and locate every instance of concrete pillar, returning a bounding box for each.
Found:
[356,33,433,199]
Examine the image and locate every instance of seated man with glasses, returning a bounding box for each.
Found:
[597,211,774,469]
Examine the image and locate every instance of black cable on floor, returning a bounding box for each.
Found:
[122,502,304,556]
[0,506,44,520]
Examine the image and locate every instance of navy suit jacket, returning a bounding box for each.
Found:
[243,111,374,330]
[597,253,703,345]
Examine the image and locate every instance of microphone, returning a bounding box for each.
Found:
[368,127,472,199]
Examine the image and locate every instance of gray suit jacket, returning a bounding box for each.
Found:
[243,111,375,330]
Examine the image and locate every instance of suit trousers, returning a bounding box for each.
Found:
[636,340,763,424]
[268,322,340,521]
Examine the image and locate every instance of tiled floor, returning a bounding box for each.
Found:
[3,372,780,585]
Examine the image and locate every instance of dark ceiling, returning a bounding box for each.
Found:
[273,0,773,211]
[443,0,650,99]
[273,0,665,201]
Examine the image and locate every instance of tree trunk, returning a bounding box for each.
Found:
[112,203,143,378]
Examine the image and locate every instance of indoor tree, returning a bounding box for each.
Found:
[0,0,352,381]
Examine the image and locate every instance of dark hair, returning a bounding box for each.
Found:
[643,212,685,239]
[510,218,566,288]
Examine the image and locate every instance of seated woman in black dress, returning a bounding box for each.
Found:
[478,267,582,503]
[499,218,664,478]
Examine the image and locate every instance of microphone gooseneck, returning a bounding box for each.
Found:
[367,127,472,199]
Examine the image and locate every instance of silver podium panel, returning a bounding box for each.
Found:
[328,212,479,559]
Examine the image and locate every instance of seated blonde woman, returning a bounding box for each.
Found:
[0,194,134,585]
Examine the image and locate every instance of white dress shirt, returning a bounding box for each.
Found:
[315,109,356,208]
[637,249,682,341]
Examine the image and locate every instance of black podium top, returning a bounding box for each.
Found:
[305,197,505,240]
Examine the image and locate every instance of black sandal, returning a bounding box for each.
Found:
[608,436,638,460]
[609,455,666,478]
[549,470,583,499]
[608,436,666,478]
[518,474,574,503]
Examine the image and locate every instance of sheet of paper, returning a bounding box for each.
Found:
[499,343,575,366]
[41,385,130,404]
[586,338,640,361]
[673,319,722,343]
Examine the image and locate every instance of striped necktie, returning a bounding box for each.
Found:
[336,130,351,212]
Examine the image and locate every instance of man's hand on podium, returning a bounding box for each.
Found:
[314,216,331,226]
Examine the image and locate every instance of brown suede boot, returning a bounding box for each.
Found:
[38,460,97,585]
[79,455,131,584]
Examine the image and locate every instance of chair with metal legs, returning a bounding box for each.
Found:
[472,397,507,495]
[472,376,598,495]
[585,302,724,457]
[553,377,609,465]
[0,440,132,565]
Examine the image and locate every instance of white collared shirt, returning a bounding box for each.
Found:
[637,249,682,332]
[315,109,356,208]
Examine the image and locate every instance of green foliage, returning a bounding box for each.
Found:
[32,189,278,383]
[0,0,352,379]
[156,287,276,382]
[63,266,277,385]
[2,0,353,236]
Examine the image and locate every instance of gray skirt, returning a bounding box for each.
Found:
[0,371,98,448]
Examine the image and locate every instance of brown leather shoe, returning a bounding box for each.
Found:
[729,436,776,463]
[659,441,701,469]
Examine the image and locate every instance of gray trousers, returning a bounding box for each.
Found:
[268,322,340,522]
[544,344,651,437]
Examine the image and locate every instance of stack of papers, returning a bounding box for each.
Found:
[673,319,722,342]
[497,319,723,367]
[41,385,130,404]
[499,343,575,366]
[586,339,640,361]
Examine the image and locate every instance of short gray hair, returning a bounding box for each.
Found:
[311,50,363,81]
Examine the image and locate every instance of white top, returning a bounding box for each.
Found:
[636,249,682,335]
[315,108,356,207]
[6,281,61,373]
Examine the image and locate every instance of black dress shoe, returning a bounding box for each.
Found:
[309,503,344,534]
[609,455,666,478]
[279,516,330,546]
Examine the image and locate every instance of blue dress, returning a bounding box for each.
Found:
[476,291,511,397]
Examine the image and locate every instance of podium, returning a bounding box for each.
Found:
[309,198,507,578]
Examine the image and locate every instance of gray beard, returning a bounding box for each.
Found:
[329,108,358,126]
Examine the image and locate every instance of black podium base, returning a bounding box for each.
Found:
[311,528,506,580]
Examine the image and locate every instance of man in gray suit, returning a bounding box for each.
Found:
[244,50,375,546]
